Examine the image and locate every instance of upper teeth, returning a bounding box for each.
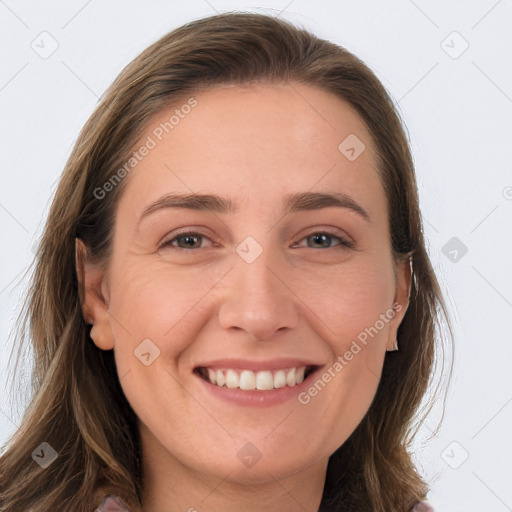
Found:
[205,367,306,390]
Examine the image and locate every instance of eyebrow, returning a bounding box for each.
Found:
[138,191,370,225]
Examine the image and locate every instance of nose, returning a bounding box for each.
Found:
[217,247,300,341]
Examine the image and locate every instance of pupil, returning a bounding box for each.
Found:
[311,234,330,248]
[182,235,199,248]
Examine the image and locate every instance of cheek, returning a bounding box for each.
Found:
[295,255,395,348]
[106,258,231,364]
[294,260,394,446]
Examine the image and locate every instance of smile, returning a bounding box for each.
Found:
[196,366,316,391]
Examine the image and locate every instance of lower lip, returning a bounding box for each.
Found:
[194,369,321,407]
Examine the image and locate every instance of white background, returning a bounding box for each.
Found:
[1,1,511,511]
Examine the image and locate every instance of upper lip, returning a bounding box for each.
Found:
[194,358,324,372]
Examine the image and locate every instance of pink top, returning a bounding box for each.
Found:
[97,495,434,511]
[412,501,434,512]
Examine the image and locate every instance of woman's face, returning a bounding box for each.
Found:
[83,82,410,485]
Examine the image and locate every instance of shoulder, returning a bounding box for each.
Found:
[412,500,434,512]
[96,495,131,512]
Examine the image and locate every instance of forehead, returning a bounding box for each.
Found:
[117,82,386,222]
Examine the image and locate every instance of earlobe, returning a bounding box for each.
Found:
[89,322,115,351]
[75,238,115,351]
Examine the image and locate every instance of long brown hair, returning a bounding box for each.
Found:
[0,12,452,511]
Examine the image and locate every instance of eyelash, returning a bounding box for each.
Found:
[291,230,355,249]
[158,229,355,251]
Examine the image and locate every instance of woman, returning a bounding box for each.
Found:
[0,12,450,512]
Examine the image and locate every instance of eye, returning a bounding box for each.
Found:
[292,230,354,249]
[159,231,216,250]
[158,229,354,251]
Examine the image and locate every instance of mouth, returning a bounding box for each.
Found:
[194,365,319,391]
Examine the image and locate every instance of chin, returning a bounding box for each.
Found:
[189,437,326,485]
[209,456,316,485]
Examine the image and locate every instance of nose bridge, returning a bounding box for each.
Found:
[236,246,280,300]
[218,240,299,340]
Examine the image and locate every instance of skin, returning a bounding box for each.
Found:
[79,82,411,512]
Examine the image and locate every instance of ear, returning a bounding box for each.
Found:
[386,256,412,351]
[75,238,115,351]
